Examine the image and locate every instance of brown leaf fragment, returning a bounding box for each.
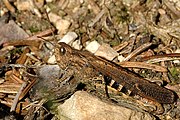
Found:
[16,47,30,64]
[5,70,24,84]
[0,99,28,115]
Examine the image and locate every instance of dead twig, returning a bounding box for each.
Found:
[27,28,56,40]
[89,9,106,27]
[3,40,42,48]
[10,82,27,112]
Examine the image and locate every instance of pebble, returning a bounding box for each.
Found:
[16,0,33,11]
[46,0,53,2]
[47,55,56,64]
[48,12,71,35]
[95,43,119,61]
[56,19,71,35]
[58,32,78,44]
[118,55,125,62]
[72,40,82,50]
[85,40,100,53]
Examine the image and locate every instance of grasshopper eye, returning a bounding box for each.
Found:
[60,47,66,55]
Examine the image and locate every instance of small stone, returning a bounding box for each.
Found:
[85,41,100,53]
[47,55,56,64]
[118,55,125,62]
[48,12,61,23]
[58,32,78,44]
[56,19,71,35]
[158,9,166,15]
[48,13,71,35]
[16,0,33,11]
[173,60,180,64]
[0,78,5,84]
[172,50,180,64]
[175,49,180,53]
[95,43,119,61]
[57,91,155,120]
[72,40,82,50]
[46,0,53,2]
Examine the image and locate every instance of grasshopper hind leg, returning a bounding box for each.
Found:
[104,76,126,97]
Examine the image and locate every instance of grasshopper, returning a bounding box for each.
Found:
[54,42,175,114]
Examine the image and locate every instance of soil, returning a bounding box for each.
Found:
[0,0,180,120]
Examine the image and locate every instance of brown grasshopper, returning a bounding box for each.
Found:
[54,42,175,114]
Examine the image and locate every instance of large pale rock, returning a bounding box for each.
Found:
[57,91,155,120]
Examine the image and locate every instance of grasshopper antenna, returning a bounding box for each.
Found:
[44,8,57,41]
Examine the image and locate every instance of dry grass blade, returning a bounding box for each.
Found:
[140,53,180,63]
[0,84,21,93]
[163,0,180,18]
[5,70,24,84]
[2,0,15,13]
[10,82,27,112]
[124,42,153,61]
[113,41,129,52]
[27,28,56,40]
[19,78,37,100]
[89,9,106,27]
[118,61,167,72]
